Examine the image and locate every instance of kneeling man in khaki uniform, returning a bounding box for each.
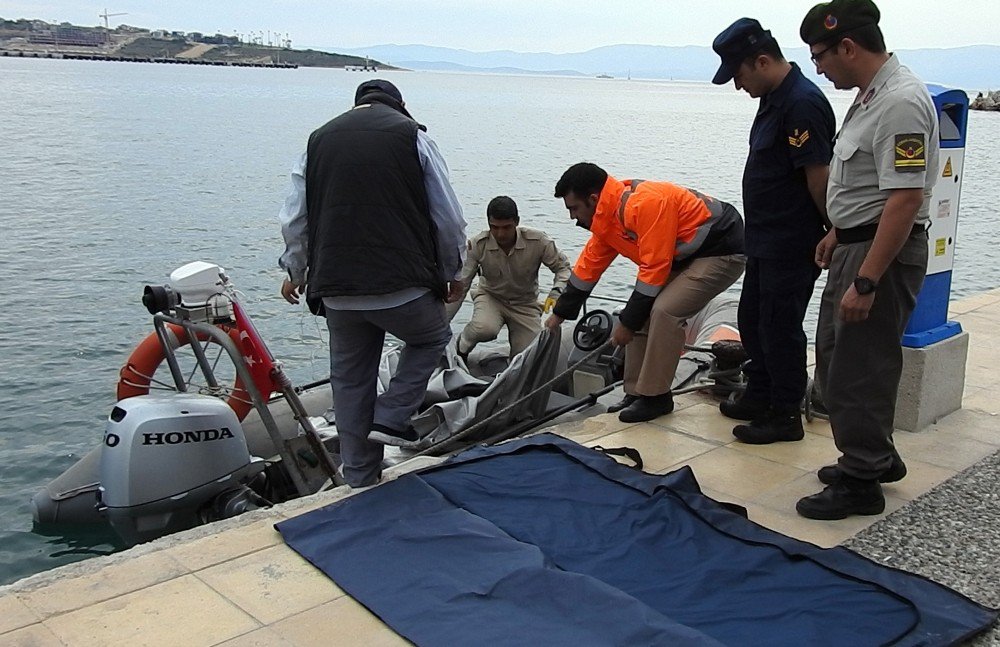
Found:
[450,196,571,359]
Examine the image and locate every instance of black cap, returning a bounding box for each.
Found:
[711,18,774,85]
[353,78,419,121]
[800,0,880,45]
[354,79,403,105]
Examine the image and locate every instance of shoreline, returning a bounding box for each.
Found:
[0,49,298,68]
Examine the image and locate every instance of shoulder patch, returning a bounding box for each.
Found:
[788,129,810,148]
[894,134,926,173]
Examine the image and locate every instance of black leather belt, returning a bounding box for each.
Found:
[834,223,927,244]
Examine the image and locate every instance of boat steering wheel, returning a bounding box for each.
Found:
[573,309,614,351]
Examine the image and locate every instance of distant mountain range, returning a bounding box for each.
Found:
[331,43,1000,91]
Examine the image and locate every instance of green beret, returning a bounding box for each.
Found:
[800,0,880,45]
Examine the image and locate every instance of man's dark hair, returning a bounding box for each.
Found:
[487,195,518,221]
[742,38,785,67]
[554,163,608,199]
[845,24,887,54]
[821,24,886,55]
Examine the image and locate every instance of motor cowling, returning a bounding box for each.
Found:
[98,394,265,545]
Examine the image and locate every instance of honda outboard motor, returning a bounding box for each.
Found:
[98,394,265,546]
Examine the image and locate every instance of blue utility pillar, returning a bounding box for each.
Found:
[902,86,968,347]
[895,85,969,431]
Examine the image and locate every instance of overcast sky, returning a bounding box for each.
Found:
[2,1,997,52]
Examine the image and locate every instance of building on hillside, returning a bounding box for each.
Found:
[29,26,102,47]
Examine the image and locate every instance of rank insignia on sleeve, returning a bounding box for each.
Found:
[894,134,926,172]
[788,129,810,148]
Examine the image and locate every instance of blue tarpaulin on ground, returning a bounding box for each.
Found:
[276,434,997,646]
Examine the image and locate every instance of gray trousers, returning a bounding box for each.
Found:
[625,254,746,396]
[325,292,452,487]
[815,233,927,479]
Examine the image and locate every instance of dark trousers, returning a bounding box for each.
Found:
[325,292,452,487]
[815,233,927,479]
[738,256,820,410]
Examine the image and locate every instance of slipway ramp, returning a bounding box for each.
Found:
[176,43,215,59]
[277,434,997,646]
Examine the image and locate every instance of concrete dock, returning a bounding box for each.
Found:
[3,290,1000,646]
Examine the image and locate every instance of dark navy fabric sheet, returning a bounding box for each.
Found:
[276,434,997,646]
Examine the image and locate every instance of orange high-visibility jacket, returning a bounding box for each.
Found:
[568,175,728,297]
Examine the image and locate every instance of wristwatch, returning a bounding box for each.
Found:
[853,276,878,295]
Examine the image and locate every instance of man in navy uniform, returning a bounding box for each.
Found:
[711,18,835,444]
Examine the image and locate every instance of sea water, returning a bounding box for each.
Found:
[1,58,997,585]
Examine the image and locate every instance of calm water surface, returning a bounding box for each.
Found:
[1,58,998,585]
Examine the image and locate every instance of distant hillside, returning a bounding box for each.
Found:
[0,18,394,70]
[117,37,395,69]
[395,59,584,77]
[335,43,1000,91]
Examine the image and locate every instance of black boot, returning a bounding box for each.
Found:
[618,392,674,423]
[796,476,885,520]
[720,395,769,421]
[817,455,907,485]
[732,407,804,444]
[607,393,639,414]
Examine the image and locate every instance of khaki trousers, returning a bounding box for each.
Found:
[460,291,543,357]
[625,255,746,396]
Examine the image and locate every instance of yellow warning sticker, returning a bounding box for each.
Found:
[942,157,953,177]
[935,238,947,256]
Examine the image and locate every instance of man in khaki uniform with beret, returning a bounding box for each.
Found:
[796,0,939,520]
[450,196,571,359]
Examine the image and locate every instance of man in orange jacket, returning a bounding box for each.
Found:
[544,162,746,422]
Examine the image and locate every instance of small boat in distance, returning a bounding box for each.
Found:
[596,73,613,79]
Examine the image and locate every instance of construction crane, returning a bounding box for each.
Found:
[99,8,127,46]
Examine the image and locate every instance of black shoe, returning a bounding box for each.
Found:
[817,456,907,485]
[732,408,804,444]
[796,477,885,520]
[607,394,639,414]
[720,395,769,421]
[618,392,674,423]
[368,423,420,446]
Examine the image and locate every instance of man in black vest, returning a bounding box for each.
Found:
[279,80,467,487]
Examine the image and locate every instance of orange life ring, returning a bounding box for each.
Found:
[117,323,258,421]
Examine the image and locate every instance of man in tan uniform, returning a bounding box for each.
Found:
[451,196,571,359]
